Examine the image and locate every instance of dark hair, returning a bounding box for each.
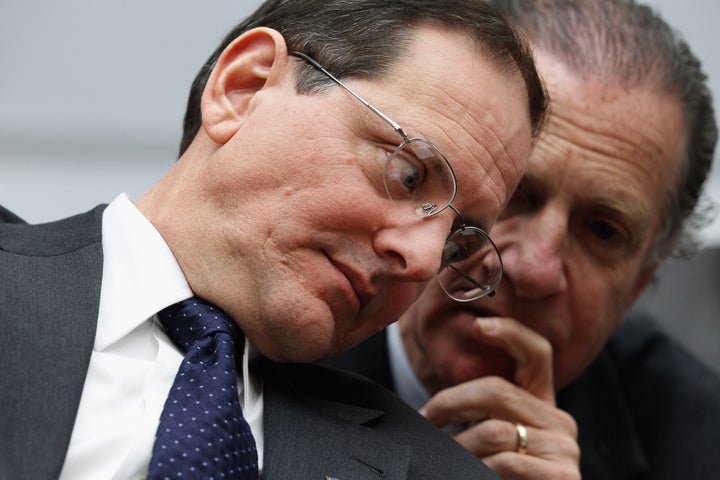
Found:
[490,0,718,260]
[179,0,547,156]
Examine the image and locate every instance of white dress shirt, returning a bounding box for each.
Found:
[58,194,264,480]
[386,322,430,411]
[387,322,464,433]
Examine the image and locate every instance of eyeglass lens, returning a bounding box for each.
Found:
[384,138,456,217]
[438,227,503,302]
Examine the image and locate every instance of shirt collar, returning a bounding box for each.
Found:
[96,193,193,351]
[386,322,430,411]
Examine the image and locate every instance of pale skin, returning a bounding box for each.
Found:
[403,51,687,479]
[136,24,532,363]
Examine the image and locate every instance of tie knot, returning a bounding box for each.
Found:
[157,297,242,354]
[150,296,258,479]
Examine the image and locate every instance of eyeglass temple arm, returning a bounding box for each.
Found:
[289,51,409,141]
[446,263,496,297]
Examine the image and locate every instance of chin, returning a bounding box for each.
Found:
[255,308,337,363]
[442,347,516,386]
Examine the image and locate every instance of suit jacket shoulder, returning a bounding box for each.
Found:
[0,206,106,480]
[559,317,720,480]
[321,330,393,389]
[0,204,25,223]
[608,317,720,478]
[260,360,499,479]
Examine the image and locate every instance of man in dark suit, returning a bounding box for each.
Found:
[0,1,547,479]
[326,1,720,479]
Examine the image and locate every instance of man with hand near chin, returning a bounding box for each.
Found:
[325,0,720,479]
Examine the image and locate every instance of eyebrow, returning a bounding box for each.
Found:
[520,171,652,234]
[592,194,652,233]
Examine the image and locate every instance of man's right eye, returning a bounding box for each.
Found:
[385,152,426,198]
[442,237,469,265]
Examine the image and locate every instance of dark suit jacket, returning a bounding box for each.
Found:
[325,318,720,480]
[0,206,498,480]
[0,204,25,223]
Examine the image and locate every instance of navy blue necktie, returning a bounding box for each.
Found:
[148,297,259,479]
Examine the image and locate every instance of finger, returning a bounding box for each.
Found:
[454,421,581,480]
[450,418,518,458]
[421,376,578,434]
[452,419,558,458]
[474,316,555,401]
[421,376,544,427]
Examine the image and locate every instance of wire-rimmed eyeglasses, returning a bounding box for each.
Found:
[290,51,502,301]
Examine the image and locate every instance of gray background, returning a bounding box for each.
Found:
[2,1,718,372]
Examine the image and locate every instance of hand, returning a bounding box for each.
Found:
[419,317,581,480]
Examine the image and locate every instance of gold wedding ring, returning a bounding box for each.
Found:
[514,423,529,455]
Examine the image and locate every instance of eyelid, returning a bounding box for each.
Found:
[589,201,643,233]
[592,218,626,240]
[578,212,636,256]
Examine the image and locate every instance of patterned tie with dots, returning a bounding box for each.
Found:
[148,297,259,480]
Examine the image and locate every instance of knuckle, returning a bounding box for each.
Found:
[482,375,515,398]
[429,388,455,411]
[557,410,578,438]
[474,418,513,450]
[536,336,553,358]
[565,436,581,461]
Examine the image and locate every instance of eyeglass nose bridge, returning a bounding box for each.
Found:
[421,202,440,216]
[418,196,464,219]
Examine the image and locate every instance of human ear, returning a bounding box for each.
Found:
[201,27,289,145]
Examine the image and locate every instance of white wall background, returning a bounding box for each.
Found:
[0,1,262,221]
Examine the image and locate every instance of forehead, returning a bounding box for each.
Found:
[357,24,533,228]
[530,54,687,228]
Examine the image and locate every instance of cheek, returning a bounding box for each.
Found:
[331,284,423,355]
[553,313,615,389]
[411,303,479,361]
[441,350,514,388]
[554,271,631,387]
[268,182,381,245]
[407,286,458,339]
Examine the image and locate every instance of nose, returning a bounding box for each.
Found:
[499,208,568,299]
[374,214,451,283]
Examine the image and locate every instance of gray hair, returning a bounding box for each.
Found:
[491,0,718,262]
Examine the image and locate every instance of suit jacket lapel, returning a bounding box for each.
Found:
[260,360,411,480]
[558,351,649,480]
[0,206,105,479]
